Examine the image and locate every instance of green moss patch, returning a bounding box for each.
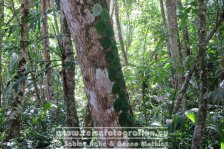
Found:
[94,4,132,127]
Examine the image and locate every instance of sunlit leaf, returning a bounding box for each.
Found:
[185,111,196,123]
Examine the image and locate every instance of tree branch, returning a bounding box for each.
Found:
[172,63,196,114]
[206,9,224,43]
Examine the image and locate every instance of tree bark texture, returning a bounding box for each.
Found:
[191,0,208,148]
[61,11,79,127]
[41,0,54,101]
[9,0,29,138]
[61,0,132,147]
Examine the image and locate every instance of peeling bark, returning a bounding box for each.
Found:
[41,0,54,101]
[9,0,29,138]
[61,0,131,147]
[61,11,79,127]
[191,0,208,148]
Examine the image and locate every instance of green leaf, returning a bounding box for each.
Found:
[185,111,196,123]
[221,137,224,149]
[42,102,52,112]
[92,3,102,16]
[32,116,39,125]
[41,102,52,119]
[6,25,18,38]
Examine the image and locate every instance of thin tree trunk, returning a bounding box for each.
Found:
[191,0,208,148]
[61,11,79,127]
[9,0,29,138]
[166,0,184,113]
[182,20,191,56]
[84,103,93,145]
[0,0,3,106]
[172,63,196,114]
[114,0,128,65]
[206,9,224,43]
[176,0,191,111]
[61,0,133,147]
[41,0,54,101]
[173,6,224,114]
[27,52,42,105]
[177,0,190,56]
[125,12,133,54]
[166,0,182,89]
[110,1,115,18]
[159,0,171,58]
[31,72,41,105]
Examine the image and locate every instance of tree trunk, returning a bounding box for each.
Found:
[27,52,42,106]
[178,0,190,111]
[0,0,3,133]
[61,0,133,147]
[114,0,129,65]
[171,0,191,112]
[166,0,182,87]
[166,0,184,112]
[159,0,171,58]
[9,0,29,138]
[182,19,191,56]
[61,11,79,127]
[0,0,3,106]
[125,12,133,54]
[172,63,196,114]
[191,0,208,148]
[41,0,54,101]
[177,0,191,56]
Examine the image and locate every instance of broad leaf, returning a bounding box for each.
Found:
[185,111,196,123]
